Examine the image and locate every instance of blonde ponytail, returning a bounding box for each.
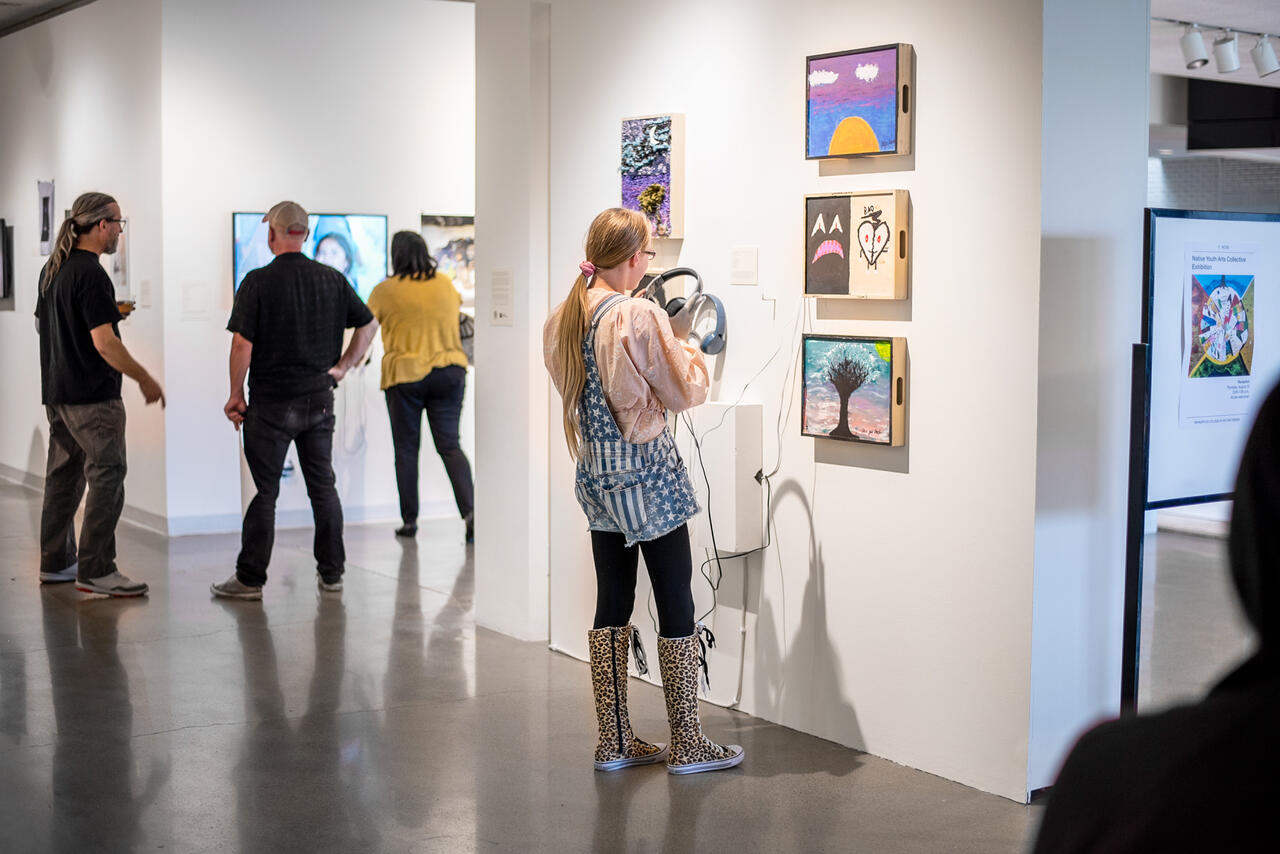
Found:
[41,192,117,292]
[556,273,593,460]
[552,207,651,460]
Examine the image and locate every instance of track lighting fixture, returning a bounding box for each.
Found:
[1251,36,1280,79]
[1213,31,1241,73]
[1180,25,1209,69]
[1162,18,1280,80]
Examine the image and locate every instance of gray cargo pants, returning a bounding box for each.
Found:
[40,399,127,580]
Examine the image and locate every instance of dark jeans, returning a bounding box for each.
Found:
[591,523,695,638]
[385,365,474,524]
[40,400,127,580]
[237,389,344,587]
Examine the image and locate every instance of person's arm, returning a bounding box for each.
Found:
[329,318,378,382]
[89,324,165,407]
[224,332,252,430]
[621,303,709,413]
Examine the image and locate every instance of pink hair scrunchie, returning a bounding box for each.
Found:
[579,261,596,278]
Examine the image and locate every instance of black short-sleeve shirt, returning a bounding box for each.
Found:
[35,249,123,405]
[227,252,374,404]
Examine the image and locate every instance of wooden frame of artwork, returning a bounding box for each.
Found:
[801,334,906,446]
[621,113,685,239]
[806,43,914,160]
[804,189,909,299]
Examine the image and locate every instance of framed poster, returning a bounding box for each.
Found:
[806,44,914,159]
[621,113,685,238]
[801,334,906,446]
[804,190,909,299]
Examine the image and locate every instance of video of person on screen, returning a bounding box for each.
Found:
[233,212,387,301]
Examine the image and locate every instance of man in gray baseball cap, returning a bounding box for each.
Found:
[214,200,377,600]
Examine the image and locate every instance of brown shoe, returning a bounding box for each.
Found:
[657,631,744,775]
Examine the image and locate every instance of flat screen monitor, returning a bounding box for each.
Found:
[233,212,388,301]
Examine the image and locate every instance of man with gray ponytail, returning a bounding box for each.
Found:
[35,192,164,597]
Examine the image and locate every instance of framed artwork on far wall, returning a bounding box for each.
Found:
[804,190,909,299]
[421,214,475,308]
[806,44,914,160]
[0,218,14,310]
[621,113,685,238]
[801,334,905,446]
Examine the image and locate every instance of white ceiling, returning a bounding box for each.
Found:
[1151,0,1280,88]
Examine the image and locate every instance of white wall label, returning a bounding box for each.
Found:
[491,268,514,326]
[138,279,152,308]
[730,247,758,285]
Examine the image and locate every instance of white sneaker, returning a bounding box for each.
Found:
[76,571,149,598]
[210,574,263,600]
[317,574,343,593]
[40,562,79,584]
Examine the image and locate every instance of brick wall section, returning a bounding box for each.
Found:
[1148,157,1280,213]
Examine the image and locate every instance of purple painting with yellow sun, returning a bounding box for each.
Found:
[807,45,900,158]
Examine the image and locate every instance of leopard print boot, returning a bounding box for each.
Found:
[657,633,745,775]
[587,625,668,771]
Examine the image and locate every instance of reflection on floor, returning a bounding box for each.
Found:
[1139,530,1255,711]
[0,482,1038,852]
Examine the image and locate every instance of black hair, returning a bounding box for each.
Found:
[390,230,438,280]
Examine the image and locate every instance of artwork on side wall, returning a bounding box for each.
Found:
[801,334,906,446]
[806,44,913,159]
[421,214,475,309]
[0,218,14,311]
[104,220,129,302]
[37,180,54,255]
[804,190,909,299]
[621,113,685,238]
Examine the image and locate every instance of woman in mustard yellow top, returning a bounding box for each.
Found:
[367,231,473,542]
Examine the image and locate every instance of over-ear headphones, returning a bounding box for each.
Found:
[631,266,727,355]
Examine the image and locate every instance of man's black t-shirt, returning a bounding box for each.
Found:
[35,249,123,406]
[227,253,374,404]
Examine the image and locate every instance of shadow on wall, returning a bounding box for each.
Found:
[752,477,865,767]
[1035,235,1124,697]
[1035,236,1112,515]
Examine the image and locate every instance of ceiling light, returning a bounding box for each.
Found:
[1213,30,1241,73]
[1181,25,1209,69]
[1251,36,1280,78]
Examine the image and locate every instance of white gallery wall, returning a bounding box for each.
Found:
[0,0,168,523]
[1029,0,1150,793]
[158,0,476,534]
[478,0,1046,800]
[0,0,477,535]
[475,0,1151,801]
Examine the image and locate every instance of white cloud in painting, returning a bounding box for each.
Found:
[809,69,839,86]
[855,63,879,82]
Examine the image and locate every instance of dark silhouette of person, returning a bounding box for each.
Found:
[1032,382,1280,853]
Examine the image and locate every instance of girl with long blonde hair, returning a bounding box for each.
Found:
[543,207,743,775]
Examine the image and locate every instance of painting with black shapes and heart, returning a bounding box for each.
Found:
[805,195,851,295]
[803,189,909,300]
[857,204,891,270]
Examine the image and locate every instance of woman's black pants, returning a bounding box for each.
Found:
[384,365,474,524]
[590,523,695,638]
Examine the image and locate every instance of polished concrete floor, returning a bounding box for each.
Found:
[0,481,1049,852]
[1138,530,1255,710]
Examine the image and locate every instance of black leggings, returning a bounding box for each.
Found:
[591,524,695,639]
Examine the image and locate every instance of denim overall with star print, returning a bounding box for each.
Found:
[574,293,701,547]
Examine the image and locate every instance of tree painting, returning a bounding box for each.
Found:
[802,336,893,444]
[823,344,877,438]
